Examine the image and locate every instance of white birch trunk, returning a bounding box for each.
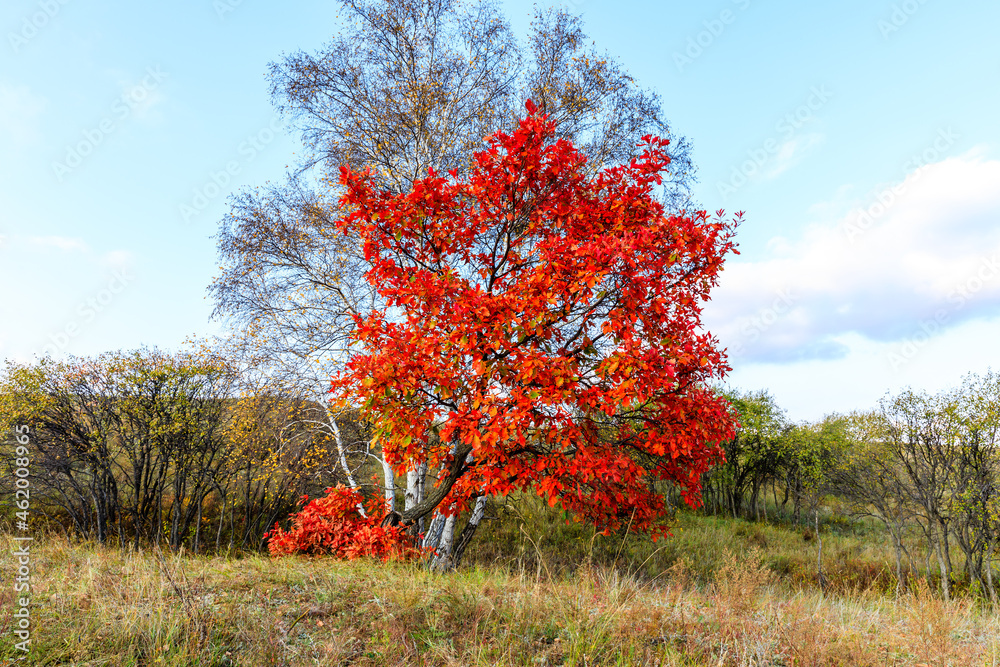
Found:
[416,461,428,533]
[405,467,421,511]
[417,461,428,503]
[422,512,445,550]
[382,459,396,513]
[452,495,489,568]
[328,409,359,489]
[325,407,365,516]
[431,513,457,572]
[468,495,487,525]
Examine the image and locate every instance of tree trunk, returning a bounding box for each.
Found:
[329,410,360,490]
[940,521,954,588]
[452,496,488,568]
[382,459,396,513]
[816,510,826,593]
[417,461,428,534]
[891,531,905,596]
[393,442,472,526]
[405,467,421,511]
[931,526,951,601]
[403,460,429,531]
[431,513,458,572]
[985,540,998,608]
[422,512,445,551]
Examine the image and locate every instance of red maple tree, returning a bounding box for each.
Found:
[330,101,740,540]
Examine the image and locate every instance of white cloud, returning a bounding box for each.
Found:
[705,152,1000,364]
[725,320,1000,423]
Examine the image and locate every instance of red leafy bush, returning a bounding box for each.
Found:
[265,485,418,560]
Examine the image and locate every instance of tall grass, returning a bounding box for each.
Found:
[464,494,905,595]
[1,503,997,665]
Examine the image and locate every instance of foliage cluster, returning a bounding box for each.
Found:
[265,485,418,560]
[700,389,848,524]
[0,350,350,552]
[331,102,739,548]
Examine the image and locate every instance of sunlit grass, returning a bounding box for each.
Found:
[0,503,996,666]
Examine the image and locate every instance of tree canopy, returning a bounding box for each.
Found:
[330,103,739,539]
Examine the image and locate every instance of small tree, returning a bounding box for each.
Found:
[330,104,739,564]
[702,389,787,520]
[833,410,917,595]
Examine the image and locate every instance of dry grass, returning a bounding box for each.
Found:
[1,530,998,666]
[464,497,908,596]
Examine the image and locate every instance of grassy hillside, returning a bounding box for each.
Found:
[1,503,997,666]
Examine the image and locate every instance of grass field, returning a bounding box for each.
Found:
[1,500,998,666]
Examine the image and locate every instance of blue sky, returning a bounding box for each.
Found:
[2,0,998,422]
